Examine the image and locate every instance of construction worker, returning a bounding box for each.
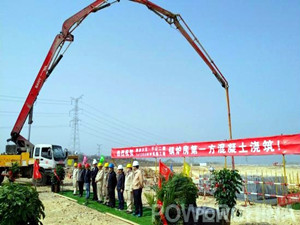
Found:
[107,163,117,208]
[77,163,85,197]
[102,162,109,205]
[84,163,91,203]
[91,159,99,201]
[132,160,144,217]
[124,163,134,213]
[117,165,125,210]
[95,162,104,203]
[72,162,78,195]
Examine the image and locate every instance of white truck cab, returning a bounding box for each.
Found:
[32,144,67,184]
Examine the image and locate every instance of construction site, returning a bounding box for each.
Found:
[0,0,300,225]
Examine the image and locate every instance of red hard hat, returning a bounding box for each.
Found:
[85,163,90,168]
[78,163,82,168]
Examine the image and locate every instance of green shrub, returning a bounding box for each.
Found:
[211,168,243,209]
[292,203,300,210]
[51,165,65,185]
[0,183,45,225]
[144,192,156,207]
[155,173,198,224]
[8,162,20,182]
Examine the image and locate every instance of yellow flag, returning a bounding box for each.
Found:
[183,162,191,177]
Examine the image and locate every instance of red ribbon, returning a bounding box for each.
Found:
[157,200,168,225]
[53,169,60,181]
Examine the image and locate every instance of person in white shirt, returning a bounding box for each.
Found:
[124,163,134,213]
[95,162,104,202]
[72,162,78,195]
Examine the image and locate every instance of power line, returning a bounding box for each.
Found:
[0,125,69,129]
[81,123,132,146]
[0,111,68,115]
[0,95,70,103]
[82,120,145,146]
[0,98,70,106]
[82,101,176,143]
[82,111,156,144]
[81,130,126,147]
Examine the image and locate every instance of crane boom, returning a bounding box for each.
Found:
[9,0,119,149]
[130,0,228,88]
[130,0,234,168]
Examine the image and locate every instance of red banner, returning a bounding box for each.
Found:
[33,160,42,180]
[111,133,300,159]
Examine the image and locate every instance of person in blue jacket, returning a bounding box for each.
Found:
[117,165,125,210]
[107,163,117,208]
[84,163,92,204]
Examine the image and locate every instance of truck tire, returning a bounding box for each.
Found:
[0,175,4,185]
[32,170,47,186]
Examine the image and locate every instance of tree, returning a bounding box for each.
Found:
[211,168,243,225]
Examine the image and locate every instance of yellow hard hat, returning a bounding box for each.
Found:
[98,162,103,167]
[126,163,132,168]
[74,163,78,167]
[104,162,109,168]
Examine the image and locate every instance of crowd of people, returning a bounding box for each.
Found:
[72,160,144,217]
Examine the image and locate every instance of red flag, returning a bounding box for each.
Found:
[157,160,172,225]
[158,160,172,188]
[33,160,42,180]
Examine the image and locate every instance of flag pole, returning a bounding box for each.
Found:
[155,157,158,176]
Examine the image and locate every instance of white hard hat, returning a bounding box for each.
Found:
[117,165,123,170]
[132,161,139,167]
[92,159,97,165]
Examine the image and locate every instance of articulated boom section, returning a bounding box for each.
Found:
[8,0,227,152]
[130,0,228,88]
[8,0,119,150]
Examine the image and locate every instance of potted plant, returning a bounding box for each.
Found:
[0,182,45,224]
[51,165,65,193]
[7,162,20,182]
[155,173,198,225]
[211,168,243,225]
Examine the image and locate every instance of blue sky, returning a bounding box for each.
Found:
[0,0,299,164]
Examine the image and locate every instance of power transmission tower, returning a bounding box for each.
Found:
[97,144,102,156]
[70,95,83,153]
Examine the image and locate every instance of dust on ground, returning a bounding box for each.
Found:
[16,177,131,225]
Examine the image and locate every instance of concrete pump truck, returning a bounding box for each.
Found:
[0,0,120,185]
[1,0,230,184]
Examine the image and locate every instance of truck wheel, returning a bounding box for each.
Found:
[32,170,47,186]
[0,175,4,185]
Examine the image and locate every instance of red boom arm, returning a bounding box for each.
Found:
[130,0,234,167]
[130,0,228,88]
[9,0,119,148]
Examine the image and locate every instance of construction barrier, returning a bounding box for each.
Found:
[195,172,300,206]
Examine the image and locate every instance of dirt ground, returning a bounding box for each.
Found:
[38,188,130,225]
[8,177,131,225]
